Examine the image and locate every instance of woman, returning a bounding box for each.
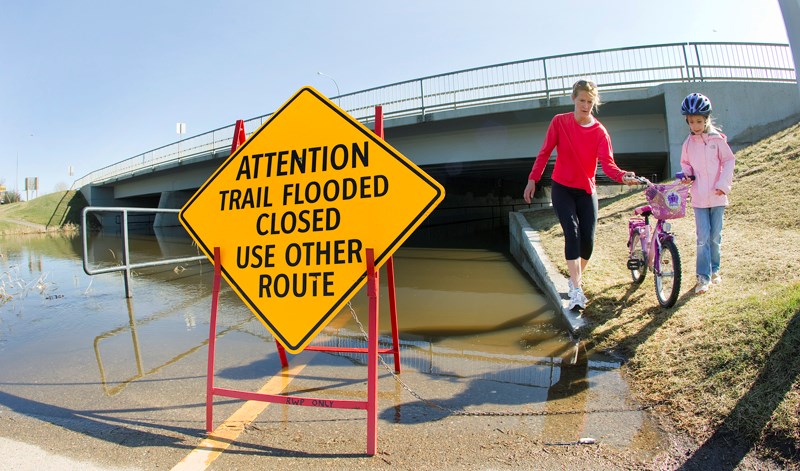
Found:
[523,79,636,310]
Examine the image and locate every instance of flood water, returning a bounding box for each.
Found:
[0,226,662,459]
[0,229,571,380]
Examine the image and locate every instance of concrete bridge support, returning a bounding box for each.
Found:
[780,0,800,97]
[155,190,194,228]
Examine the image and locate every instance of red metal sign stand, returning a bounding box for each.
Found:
[204,107,400,456]
[205,246,383,455]
[230,119,246,154]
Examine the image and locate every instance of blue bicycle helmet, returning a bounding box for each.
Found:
[681,93,712,116]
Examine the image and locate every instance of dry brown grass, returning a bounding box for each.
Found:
[524,121,800,465]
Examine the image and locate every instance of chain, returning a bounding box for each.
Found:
[345,302,657,417]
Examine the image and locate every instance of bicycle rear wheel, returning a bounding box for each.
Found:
[655,239,681,308]
[629,232,647,284]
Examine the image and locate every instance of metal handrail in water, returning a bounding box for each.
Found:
[81,207,207,298]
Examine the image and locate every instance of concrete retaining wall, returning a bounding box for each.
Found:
[508,211,587,336]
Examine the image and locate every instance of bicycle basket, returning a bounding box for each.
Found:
[644,183,689,219]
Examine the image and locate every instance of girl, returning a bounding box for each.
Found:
[523,79,636,310]
[679,93,736,294]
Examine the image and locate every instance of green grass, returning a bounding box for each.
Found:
[524,121,800,465]
[0,190,86,233]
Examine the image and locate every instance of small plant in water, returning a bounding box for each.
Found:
[0,287,10,305]
[0,268,57,303]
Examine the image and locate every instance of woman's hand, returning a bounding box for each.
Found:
[622,172,637,185]
[523,180,536,204]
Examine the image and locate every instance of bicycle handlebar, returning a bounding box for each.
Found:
[633,173,695,186]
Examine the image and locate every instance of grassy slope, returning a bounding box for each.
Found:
[525,122,800,464]
[0,190,87,233]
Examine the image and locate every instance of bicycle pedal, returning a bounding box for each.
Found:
[627,259,643,270]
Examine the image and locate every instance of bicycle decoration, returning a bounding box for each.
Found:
[644,183,689,220]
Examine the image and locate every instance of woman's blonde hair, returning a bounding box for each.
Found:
[572,79,602,113]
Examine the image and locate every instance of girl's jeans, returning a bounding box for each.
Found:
[694,206,725,282]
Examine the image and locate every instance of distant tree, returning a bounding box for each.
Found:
[54,182,69,192]
[3,190,22,204]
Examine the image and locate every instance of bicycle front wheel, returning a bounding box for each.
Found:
[655,239,682,308]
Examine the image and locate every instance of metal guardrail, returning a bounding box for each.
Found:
[72,42,796,190]
[81,207,207,298]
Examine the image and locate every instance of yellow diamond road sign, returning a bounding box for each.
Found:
[179,86,445,353]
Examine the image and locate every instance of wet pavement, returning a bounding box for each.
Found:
[0,232,664,469]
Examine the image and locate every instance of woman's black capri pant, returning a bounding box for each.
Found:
[550,181,599,261]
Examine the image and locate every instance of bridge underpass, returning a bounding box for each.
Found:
[84,88,677,234]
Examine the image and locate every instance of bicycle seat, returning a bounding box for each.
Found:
[634,205,653,217]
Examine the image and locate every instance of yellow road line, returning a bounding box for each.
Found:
[171,361,307,471]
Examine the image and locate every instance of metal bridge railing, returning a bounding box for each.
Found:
[72,42,796,190]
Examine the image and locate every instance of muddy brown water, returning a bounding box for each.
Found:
[0,229,664,466]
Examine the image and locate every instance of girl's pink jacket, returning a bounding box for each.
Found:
[680,132,735,208]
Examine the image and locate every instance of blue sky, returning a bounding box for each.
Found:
[0,0,791,196]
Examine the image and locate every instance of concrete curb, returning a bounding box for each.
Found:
[509,211,587,337]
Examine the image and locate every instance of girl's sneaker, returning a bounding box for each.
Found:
[695,276,710,294]
[711,272,722,285]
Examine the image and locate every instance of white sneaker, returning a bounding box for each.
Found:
[568,287,587,310]
[695,276,710,294]
[567,278,583,292]
[711,273,722,285]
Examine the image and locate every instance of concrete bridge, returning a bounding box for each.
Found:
[75,42,798,231]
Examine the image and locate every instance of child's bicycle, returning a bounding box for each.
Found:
[626,173,693,308]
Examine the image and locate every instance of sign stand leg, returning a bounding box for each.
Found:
[275,340,289,368]
[206,247,222,433]
[366,248,379,455]
[386,256,401,373]
[373,105,400,373]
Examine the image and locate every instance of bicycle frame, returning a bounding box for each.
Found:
[630,210,676,271]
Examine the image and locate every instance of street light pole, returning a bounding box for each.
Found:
[177,122,186,157]
[317,71,341,97]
